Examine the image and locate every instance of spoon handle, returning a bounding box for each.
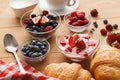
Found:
[13,51,26,74]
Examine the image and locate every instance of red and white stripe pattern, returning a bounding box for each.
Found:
[0,60,58,80]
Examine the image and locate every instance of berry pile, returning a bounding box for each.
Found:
[68,11,89,26]
[107,33,120,49]
[21,39,48,58]
[23,10,58,33]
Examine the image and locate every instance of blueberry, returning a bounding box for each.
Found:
[41,48,47,55]
[103,19,108,24]
[52,22,58,28]
[93,21,98,28]
[113,24,118,29]
[31,14,36,18]
[31,52,38,57]
[28,21,34,26]
[41,45,45,49]
[38,53,42,56]
[42,42,47,47]
[28,52,33,57]
[51,15,58,20]
[46,15,53,19]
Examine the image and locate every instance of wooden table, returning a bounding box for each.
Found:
[1,0,120,73]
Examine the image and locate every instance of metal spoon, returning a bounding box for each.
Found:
[3,33,25,74]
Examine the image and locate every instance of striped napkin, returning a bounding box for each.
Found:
[0,60,58,80]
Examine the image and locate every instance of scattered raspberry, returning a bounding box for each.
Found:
[90,9,98,17]
[78,12,85,17]
[100,28,107,36]
[42,10,49,15]
[76,39,86,51]
[105,24,113,31]
[44,26,52,32]
[23,18,29,24]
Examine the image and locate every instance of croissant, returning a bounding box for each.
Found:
[90,45,120,80]
[44,62,94,80]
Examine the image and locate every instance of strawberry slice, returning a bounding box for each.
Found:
[88,42,96,46]
[76,49,81,54]
[107,33,117,45]
[60,38,66,46]
[41,16,49,23]
[73,34,79,41]
[66,47,72,52]
[76,39,86,51]
[84,35,90,39]
[69,36,75,48]
[32,16,41,24]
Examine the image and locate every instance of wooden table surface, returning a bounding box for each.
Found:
[1,0,120,73]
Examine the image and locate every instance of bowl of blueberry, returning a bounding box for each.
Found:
[20,10,61,41]
[64,11,91,32]
[20,39,50,63]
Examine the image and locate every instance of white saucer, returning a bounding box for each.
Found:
[38,0,79,16]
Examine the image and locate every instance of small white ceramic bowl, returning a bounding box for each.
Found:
[10,0,38,18]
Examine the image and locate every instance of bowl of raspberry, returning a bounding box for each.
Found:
[56,32,100,62]
[20,10,61,41]
[64,11,91,33]
[106,32,120,49]
[20,39,50,63]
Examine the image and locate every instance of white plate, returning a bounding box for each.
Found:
[38,0,79,16]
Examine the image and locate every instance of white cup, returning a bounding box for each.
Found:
[46,0,76,10]
[10,0,38,18]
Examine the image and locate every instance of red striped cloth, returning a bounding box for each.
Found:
[0,60,58,80]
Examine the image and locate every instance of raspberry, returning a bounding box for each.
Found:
[78,12,85,17]
[42,10,49,15]
[100,28,107,36]
[83,19,89,25]
[105,24,113,31]
[77,13,85,20]
[44,26,52,32]
[69,16,78,22]
[77,20,84,26]
[72,22,79,26]
[23,18,29,24]
[90,9,98,17]
[70,11,77,17]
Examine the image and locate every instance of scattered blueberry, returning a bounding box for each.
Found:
[93,21,98,28]
[21,39,48,58]
[103,19,108,24]
[113,24,118,29]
